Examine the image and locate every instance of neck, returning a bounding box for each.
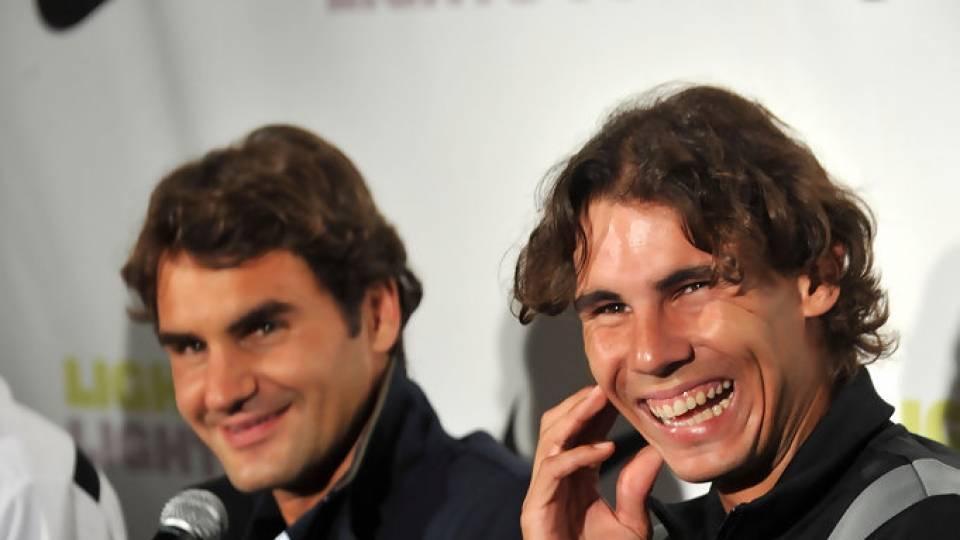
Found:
[272,357,392,525]
[273,444,359,525]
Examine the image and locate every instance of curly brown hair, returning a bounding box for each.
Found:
[513,85,894,382]
[121,124,422,361]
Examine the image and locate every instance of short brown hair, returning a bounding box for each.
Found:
[513,85,894,381]
[122,125,422,360]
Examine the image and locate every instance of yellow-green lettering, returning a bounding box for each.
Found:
[149,363,176,412]
[64,356,109,408]
[114,362,148,412]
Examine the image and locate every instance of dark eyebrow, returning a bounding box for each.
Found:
[654,265,714,293]
[226,300,296,338]
[573,290,623,314]
[573,264,714,313]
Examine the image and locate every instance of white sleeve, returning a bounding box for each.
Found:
[0,476,50,540]
[70,466,128,540]
[96,470,127,540]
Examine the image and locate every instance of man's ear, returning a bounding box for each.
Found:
[798,277,839,317]
[798,245,844,318]
[364,279,402,354]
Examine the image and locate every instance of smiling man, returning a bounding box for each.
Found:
[513,86,960,539]
[122,125,528,539]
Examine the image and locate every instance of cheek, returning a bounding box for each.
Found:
[264,349,309,383]
[170,364,204,420]
[672,293,711,318]
[583,325,629,391]
[282,342,363,407]
[262,334,334,384]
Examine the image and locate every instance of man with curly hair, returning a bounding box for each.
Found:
[515,85,960,539]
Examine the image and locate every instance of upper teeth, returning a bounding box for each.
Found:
[649,380,733,424]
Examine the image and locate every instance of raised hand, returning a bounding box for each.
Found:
[521,386,664,540]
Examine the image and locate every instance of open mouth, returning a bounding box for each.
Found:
[645,380,734,427]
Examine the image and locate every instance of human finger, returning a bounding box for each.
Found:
[614,445,664,536]
[521,440,613,540]
[568,399,619,449]
[525,441,615,510]
[537,386,613,461]
[538,385,601,437]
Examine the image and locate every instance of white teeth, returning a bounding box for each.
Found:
[649,380,735,426]
[673,399,687,416]
[661,398,726,427]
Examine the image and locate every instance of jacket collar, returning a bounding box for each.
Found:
[242,358,411,539]
[652,369,894,539]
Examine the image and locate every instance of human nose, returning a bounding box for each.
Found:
[628,305,693,376]
[203,344,257,414]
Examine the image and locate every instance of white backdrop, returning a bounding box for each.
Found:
[2,1,960,538]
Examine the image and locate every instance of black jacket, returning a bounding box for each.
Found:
[198,363,530,539]
[651,370,960,539]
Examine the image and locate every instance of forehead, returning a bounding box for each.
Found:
[577,200,711,290]
[155,250,324,329]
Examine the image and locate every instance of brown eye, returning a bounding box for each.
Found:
[677,281,709,297]
[256,321,276,335]
[594,303,627,315]
[174,340,206,355]
[244,319,287,342]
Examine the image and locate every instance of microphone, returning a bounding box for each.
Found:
[153,489,229,540]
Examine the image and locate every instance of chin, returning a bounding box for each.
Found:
[218,455,288,492]
[659,445,748,485]
[667,460,728,484]
[225,467,281,492]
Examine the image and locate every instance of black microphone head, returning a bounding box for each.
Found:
[159,489,228,540]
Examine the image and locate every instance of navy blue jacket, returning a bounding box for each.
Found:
[198,364,530,539]
[650,370,960,539]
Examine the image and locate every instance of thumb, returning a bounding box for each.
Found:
[614,444,664,535]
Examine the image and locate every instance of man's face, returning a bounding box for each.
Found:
[156,250,395,493]
[575,200,834,485]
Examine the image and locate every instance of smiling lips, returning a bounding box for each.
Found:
[645,380,735,427]
[220,405,291,449]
